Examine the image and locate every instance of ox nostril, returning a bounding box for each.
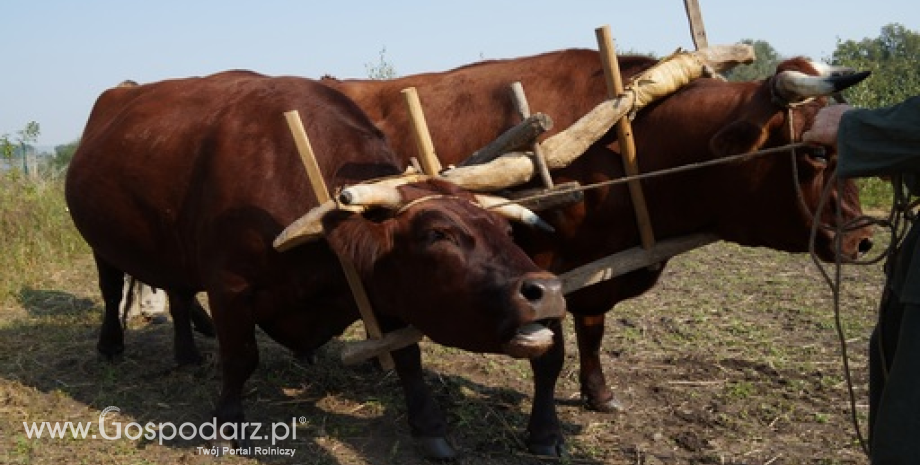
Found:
[520,280,546,303]
[859,238,873,255]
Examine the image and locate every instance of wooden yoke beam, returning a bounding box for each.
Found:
[595,25,656,252]
[283,110,395,370]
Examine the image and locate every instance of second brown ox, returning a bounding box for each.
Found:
[322,49,873,455]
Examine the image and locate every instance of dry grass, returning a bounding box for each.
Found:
[0,174,88,304]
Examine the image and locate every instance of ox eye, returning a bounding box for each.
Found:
[807,151,828,166]
[425,228,452,244]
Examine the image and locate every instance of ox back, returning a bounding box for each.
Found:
[323,48,873,454]
[65,70,566,459]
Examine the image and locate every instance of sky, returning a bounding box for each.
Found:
[2,0,918,148]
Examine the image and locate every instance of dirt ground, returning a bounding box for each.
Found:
[0,239,885,465]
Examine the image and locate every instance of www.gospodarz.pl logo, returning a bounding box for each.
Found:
[23,406,300,457]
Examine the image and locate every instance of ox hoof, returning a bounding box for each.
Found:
[416,436,457,460]
[583,394,625,413]
[527,439,567,458]
[96,343,124,362]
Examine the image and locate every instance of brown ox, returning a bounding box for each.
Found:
[65,70,566,459]
[322,49,873,455]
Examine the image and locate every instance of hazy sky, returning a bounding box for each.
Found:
[3,0,917,147]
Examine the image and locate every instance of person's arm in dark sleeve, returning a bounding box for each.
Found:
[836,96,920,178]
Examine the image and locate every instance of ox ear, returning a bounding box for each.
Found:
[709,120,769,157]
[321,209,393,277]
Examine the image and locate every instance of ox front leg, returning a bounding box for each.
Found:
[167,291,203,365]
[527,318,566,456]
[94,254,126,360]
[209,292,259,451]
[575,314,624,412]
[390,342,456,460]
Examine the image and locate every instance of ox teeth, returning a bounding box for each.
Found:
[515,323,554,343]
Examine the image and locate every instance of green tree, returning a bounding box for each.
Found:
[365,47,397,79]
[829,24,920,210]
[722,39,782,82]
[1,121,40,175]
[832,23,920,108]
[0,134,12,164]
[51,140,80,171]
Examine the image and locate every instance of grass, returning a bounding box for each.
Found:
[856,178,894,211]
[0,172,89,306]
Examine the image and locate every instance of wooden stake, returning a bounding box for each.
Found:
[341,326,424,366]
[285,111,332,204]
[683,0,709,50]
[401,87,443,176]
[283,110,394,370]
[510,82,554,188]
[595,25,656,251]
[458,113,553,167]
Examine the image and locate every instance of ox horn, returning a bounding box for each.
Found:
[274,200,360,251]
[274,173,431,251]
[338,184,403,208]
[337,173,431,208]
[474,194,555,233]
[773,67,871,102]
[810,62,862,77]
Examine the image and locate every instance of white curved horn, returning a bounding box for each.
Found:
[338,184,403,208]
[810,62,858,77]
[274,200,364,251]
[275,173,432,252]
[337,173,433,207]
[773,69,871,101]
[474,194,555,233]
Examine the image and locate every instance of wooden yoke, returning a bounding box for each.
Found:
[595,25,656,252]
[283,110,395,370]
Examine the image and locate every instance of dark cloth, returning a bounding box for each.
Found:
[837,96,920,464]
[838,96,920,194]
[838,97,920,306]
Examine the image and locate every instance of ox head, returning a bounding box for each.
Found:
[706,58,873,261]
[275,177,565,358]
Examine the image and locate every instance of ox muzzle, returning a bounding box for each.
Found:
[502,271,566,359]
